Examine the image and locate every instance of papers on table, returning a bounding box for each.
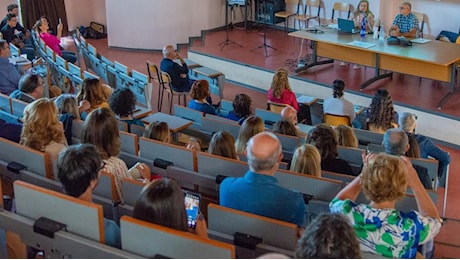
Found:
[347,41,376,49]
[411,38,431,44]
[297,95,319,105]
[327,23,338,29]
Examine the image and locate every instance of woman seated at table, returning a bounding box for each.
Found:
[330,153,442,258]
[188,80,217,115]
[109,87,145,132]
[366,89,398,134]
[33,19,77,64]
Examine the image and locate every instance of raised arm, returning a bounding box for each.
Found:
[335,175,361,202]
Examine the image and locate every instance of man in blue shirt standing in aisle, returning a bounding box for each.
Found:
[389,2,420,38]
[160,44,195,92]
[0,39,21,95]
[219,131,306,227]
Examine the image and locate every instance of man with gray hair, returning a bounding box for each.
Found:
[160,44,194,92]
[383,128,432,189]
[219,131,305,227]
[399,112,450,187]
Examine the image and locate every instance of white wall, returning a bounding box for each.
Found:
[64,0,106,31]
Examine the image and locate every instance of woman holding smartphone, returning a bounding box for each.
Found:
[133,178,208,238]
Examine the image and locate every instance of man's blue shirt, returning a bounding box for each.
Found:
[219,171,305,227]
[0,57,20,95]
[160,58,191,92]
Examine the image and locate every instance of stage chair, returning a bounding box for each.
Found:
[120,215,235,258]
[329,2,351,23]
[207,203,297,257]
[160,71,188,114]
[275,0,301,32]
[267,100,287,114]
[323,113,351,126]
[294,0,321,30]
[412,12,426,38]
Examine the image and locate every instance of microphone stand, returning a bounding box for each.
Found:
[219,0,243,50]
[250,0,277,57]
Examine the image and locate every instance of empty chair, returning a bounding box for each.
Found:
[330,2,351,23]
[160,71,188,113]
[274,0,301,32]
[146,61,164,111]
[267,101,288,114]
[323,113,351,126]
[294,0,321,29]
[412,11,426,38]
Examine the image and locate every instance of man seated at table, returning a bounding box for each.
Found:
[389,2,420,38]
[160,44,194,93]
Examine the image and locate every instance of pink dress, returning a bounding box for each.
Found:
[267,89,299,111]
[40,32,62,56]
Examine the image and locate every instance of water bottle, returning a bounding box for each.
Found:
[379,23,385,43]
[360,16,367,38]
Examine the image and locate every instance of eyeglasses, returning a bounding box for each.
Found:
[399,6,409,10]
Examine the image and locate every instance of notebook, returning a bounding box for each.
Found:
[338,18,357,34]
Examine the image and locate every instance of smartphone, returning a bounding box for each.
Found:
[184,191,200,229]
[59,18,62,24]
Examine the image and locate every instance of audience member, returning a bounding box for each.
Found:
[323,79,360,128]
[334,124,358,148]
[0,39,21,95]
[0,118,22,143]
[20,98,67,161]
[272,119,298,137]
[0,13,34,60]
[144,121,171,143]
[383,128,432,189]
[9,74,44,103]
[77,78,109,120]
[160,44,194,92]
[235,115,264,154]
[225,93,252,124]
[307,124,355,176]
[366,89,398,133]
[57,144,121,248]
[220,132,305,227]
[33,18,77,63]
[0,4,20,29]
[109,87,145,132]
[208,131,238,160]
[390,2,420,38]
[295,213,361,259]
[81,108,151,200]
[399,112,450,186]
[290,144,321,177]
[330,153,442,258]
[133,178,208,238]
[188,80,216,115]
[280,106,307,138]
[54,94,86,145]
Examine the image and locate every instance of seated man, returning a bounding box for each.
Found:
[399,112,450,187]
[10,74,44,103]
[57,144,121,249]
[389,2,420,38]
[219,131,305,227]
[0,39,21,95]
[280,106,307,138]
[1,13,35,61]
[160,44,194,92]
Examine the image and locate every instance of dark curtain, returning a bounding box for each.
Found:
[20,0,68,35]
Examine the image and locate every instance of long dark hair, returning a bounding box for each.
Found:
[368,89,395,130]
[133,179,188,232]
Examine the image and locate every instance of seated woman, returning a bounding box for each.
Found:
[33,19,77,64]
[109,87,145,132]
[225,93,252,124]
[188,80,217,115]
[235,115,264,154]
[81,108,151,200]
[366,89,398,134]
[306,124,355,176]
[77,78,109,120]
[272,120,298,137]
[323,79,361,128]
[208,131,238,160]
[267,68,311,124]
[20,98,67,161]
[144,121,171,143]
[334,125,358,148]
[133,178,207,238]
[290,144,321,177]
[330,153,442,258]
[54,94,87,145]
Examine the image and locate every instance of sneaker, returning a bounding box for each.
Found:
[339,62,347,66]
[353,64,361,70]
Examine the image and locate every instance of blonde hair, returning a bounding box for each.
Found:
[144,121,170,143]
[334,125,358,148]
[235,115,264,154]
[270,68,291,99]
[361,153,407,203]
[290,144,322,177]
[21,98,66,151]
[54,94,80,120]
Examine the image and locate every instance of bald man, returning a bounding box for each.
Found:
[219,132,305,227]
[281,106,307,138]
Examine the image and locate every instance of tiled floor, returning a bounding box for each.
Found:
[83,26,460,258]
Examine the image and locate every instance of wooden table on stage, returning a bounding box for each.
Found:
[141,112,193,133]
[288,30,460,108]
